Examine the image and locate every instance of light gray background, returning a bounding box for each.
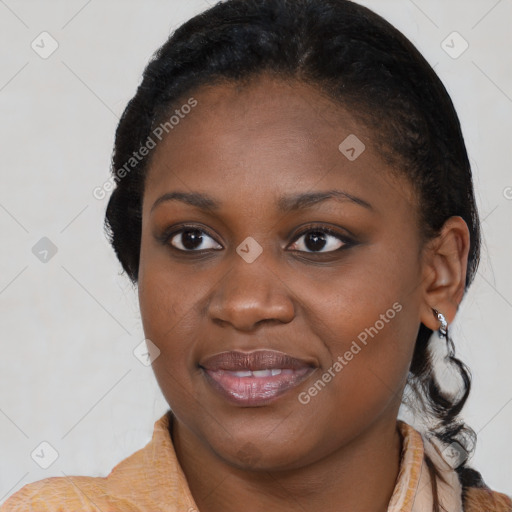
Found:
[1,0,511,503]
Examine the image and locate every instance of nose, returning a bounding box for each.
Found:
[207,250,295,331]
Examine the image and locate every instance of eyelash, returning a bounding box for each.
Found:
[159,224,355,255]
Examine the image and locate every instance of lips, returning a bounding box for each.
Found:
[200,350,316,406]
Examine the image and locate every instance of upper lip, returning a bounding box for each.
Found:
[200,350,316,372]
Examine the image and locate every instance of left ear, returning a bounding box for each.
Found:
[419,216,470,331]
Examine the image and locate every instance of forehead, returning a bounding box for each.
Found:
[150,74,363,163]
[144,74,416,214]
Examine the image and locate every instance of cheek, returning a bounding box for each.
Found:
[138,267,202,422]
[302,238,421,344]
[138,225,211,341]
[296,243,421,403]
[290,278,418,455]
[137,239,203,390]
[138,263,203,359]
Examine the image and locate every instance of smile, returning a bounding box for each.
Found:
[200,350,316,406]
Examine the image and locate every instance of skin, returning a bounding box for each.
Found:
[137,73,470,512]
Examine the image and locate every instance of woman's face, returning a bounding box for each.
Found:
[138,74,427,470]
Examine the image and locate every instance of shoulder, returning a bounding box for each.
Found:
[464,486,512,512]
[1,411,194,512]
[0,474,141,512]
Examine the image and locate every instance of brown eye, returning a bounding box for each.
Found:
[288,228,349,253]
[169,228,222,252]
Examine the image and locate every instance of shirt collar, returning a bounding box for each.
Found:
[119,411,462,511]
[388,420,464,511]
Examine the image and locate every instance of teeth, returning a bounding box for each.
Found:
[232,371,252,377]
[252,369,272,377]
[230,369,285,377]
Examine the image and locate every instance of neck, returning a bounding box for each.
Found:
[172,414,403,512]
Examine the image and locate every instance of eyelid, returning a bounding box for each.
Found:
[159,222,355,255]
[286,224,354,252]
[157,224,222,249]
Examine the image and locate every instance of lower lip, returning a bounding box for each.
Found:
[202,367,314,406]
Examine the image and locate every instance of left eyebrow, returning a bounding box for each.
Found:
[150,189,374,214]
[277,189,374,213]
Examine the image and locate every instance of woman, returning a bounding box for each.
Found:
[2,0,510,510]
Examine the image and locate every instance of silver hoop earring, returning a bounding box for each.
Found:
[432,308,448,338]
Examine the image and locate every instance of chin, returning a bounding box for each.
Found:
[206,428,318,472]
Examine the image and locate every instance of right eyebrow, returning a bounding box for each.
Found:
[150,192,220,213]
